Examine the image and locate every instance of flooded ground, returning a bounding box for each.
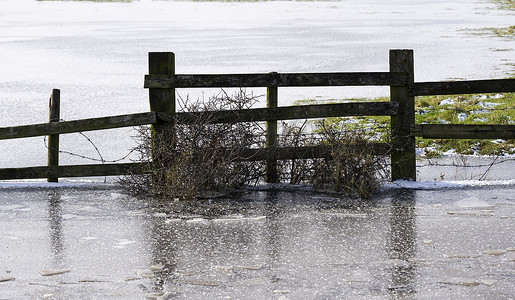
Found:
[1,1,514,298]
[1,184,514,299]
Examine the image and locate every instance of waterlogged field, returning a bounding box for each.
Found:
[0,185,514,299]
[0,1,515,298]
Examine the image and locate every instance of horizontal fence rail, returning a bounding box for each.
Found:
[410,79,515,96]
[412,124,515,140]
[232,144,392,161]
[0,144,392,180]
[0,163,146,180]
[144,72,408,88]
[158,102,399,124]
[0,112,156,140]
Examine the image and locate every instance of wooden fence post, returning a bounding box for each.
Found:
[266,75,279,183]
[47,89,60,182]
[148,52,176,163]
[390,49,416,181]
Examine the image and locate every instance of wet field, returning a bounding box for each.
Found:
[1,184,514,299]
[1,1,514,298]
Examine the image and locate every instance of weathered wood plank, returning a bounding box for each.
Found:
[0,112,157,140]
[144,72,408,88]
[0,163,146,180]
[410,79,515,96]
[411,124,515,139]
[157,102,399,124]
[0,144,391,180]
[266,83,279,183]
[47,89,60,182]
[390,49,416,181]
[238,144,391,161]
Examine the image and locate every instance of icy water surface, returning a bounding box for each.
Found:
[0,0,514,168]
[1,186,514,299]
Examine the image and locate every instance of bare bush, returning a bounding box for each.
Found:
[121,91,390,199]
[310,119,390,198]
[121,90,265,199]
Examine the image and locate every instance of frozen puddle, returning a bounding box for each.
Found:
[0,186,514,299]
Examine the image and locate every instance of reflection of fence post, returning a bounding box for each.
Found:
[148,52,176,163]
[390,49,416,181]
[266,73,278,183]
[47,89,60,182]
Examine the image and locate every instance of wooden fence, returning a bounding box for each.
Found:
[0,50,514,182]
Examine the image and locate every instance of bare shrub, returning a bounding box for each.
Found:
[121,92,390,199]
[276,120,320,184]
[310,119,390,198]
[120,90,265,199]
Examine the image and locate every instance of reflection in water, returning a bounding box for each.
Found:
[147,203,178,292]
[387,189,417,295]
[139,190,421,297]
[263,191,283,266]
[48,189,65,267]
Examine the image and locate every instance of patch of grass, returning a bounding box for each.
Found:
[412,93,515,155]
[300,92,515,157]
[491,26,515,39]
[493,0,515,10]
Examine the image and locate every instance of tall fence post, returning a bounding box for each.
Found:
[390,49,416,181]
[148,52,176,163]
[47,89,60,182]
[266,74,279,183]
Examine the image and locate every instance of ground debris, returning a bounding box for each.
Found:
[179,280,220,286]
[319,210,369,218]
[124,276,141,282]
[236,264,263,270]
[0,276,15,282]
[150,264,164,272]
[39,269,71,276]
[214,265,233,272]
[185,218,209,224]
[440,278,480,286]
[174,271,197,277]
[407,258,432,264]
[481,279,498,286]
[212,215,267,223]
[422,239,433,244]
[443,253,482,259]
[484,249,506,255]
[135,269,154,278]
[447,210,494,216]
[28,282,58,287]
[273,290,291,294]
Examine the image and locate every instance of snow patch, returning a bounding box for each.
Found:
[439,98,455,105]
[384,179,515,190]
